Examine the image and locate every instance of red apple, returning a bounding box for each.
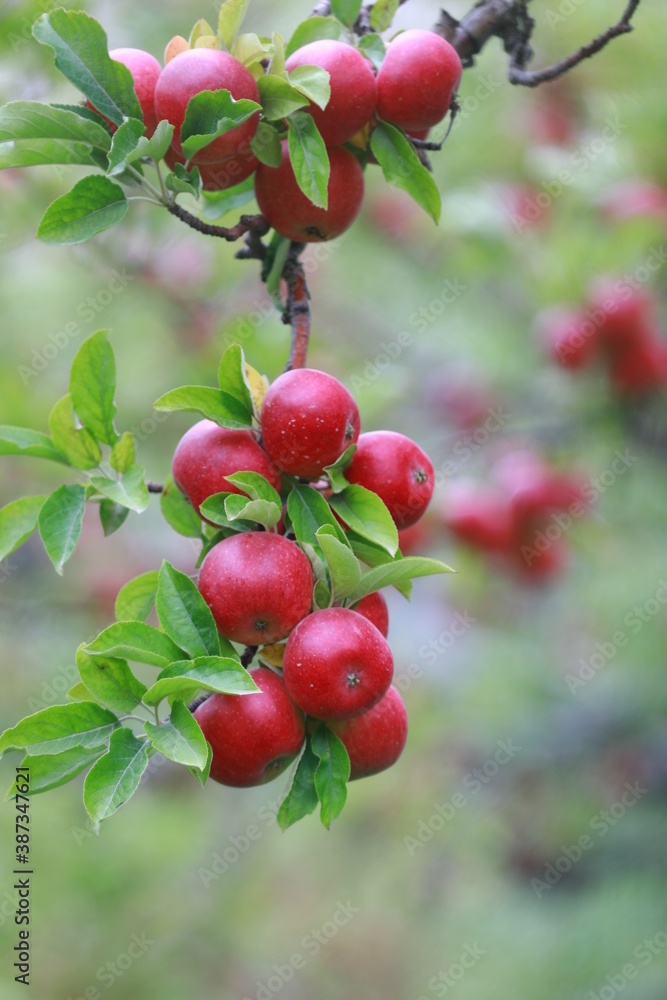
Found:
[193,667,305,786]
[89,47,162,136]
[442,480,513,553]
[350,591,389,637]
[344,431,434,530]
[329,685,408,779]
[260,368,360,479]
[285,40,377,147]
[254,142,364,242]
[154,48,260,162]
[586,277,656,348]
[198,532,313,645]
[172,420,282,519]
[376,29,462,131]
[608,334,667,394]
[282,607,394,721]
[164,146,259,191]
[536,305,598,370]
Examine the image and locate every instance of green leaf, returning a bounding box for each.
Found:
[286,65,331,111]
[0,426,68,465]
[370,0,399,32]
[165,161,202,198]
[83,728,150,831]
[99,499,129,537]
[115,570,159,621]
[153,386,253,429]
[329,484,399,555]
[250,121,283,168]
[0,495,46,562]
[108,117,174,176]
[189,18,217,47]
[0,702,118,758]
[285,17,343,58]
[316,526,362,601]
[358,32,386,70]
[347,555,454,602]
[270,32,286,78]
[84,621,187,668]
[287,111,329,209]
[218,0,248,51]
[6,747,104,798]
[109,432,135,473]
[323,443,356,493]
[67,682,97,703]
[201,172,257,219]
[76,647,147,714]
[217,344,254,416]
[257,75,309,121]
[224,494,282,529]
[225,471,282,507]
[160,476,203,538]
[0,138,106,171]
[347,531,411,598]
[198,492,254,532]
[277,737,319,830]
[144,701,208,769]
[331,0,363,28]
[38,175,128,246]
[48,394,101,470]
[265,233,291,310]
[287,485,349,549]
[181,90,260,161]
[38,483,86,575]
[68,329,117,445]
[0,100,111,149]
[370,121,441,223]
[89,465,150,514]
[142,656,256,707]
[32,9,141,125]
[313,578,332,609]
[312,723,350,828]
[156,561,220,658]
[189,741,213,787]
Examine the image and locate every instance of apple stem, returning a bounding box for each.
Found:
[241,645,258,668]
[282,243,311,372]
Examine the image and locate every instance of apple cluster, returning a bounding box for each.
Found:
[95,26,462,242]
[443,449,586,579]
[171,367,436,788]
[538,277,667,395]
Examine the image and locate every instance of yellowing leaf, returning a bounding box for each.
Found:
[165,36,189,63]
[258,643,285,668]
[245,363,269,417]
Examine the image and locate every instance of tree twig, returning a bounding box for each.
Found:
[166,203,270,243]
[507,0,642,86]
[282,243,311,372]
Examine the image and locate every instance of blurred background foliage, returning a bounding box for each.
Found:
[1,0,667,998]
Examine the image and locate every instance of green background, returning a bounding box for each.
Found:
[1,1,666,998]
